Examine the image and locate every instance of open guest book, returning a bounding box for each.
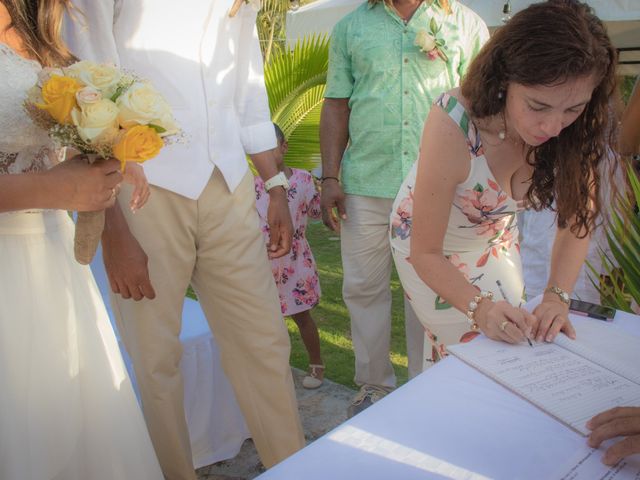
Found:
[448,316,640,435]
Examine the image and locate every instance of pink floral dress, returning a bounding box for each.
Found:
[390,93,525,366]
[255,169,322,316]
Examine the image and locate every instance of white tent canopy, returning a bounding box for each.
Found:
[287,0,640,75]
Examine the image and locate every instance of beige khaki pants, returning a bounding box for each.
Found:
[111,170,304,480]
[341,194,425,388]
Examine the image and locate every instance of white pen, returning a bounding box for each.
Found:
[496,280,533,347]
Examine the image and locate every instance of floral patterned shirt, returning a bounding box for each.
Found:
[325,0,489,198]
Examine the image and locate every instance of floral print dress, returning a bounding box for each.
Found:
[390,93,525,366]
[255,169,322,316]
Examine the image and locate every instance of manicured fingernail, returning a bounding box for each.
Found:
[586,420,593,429]
[546,334,553,342]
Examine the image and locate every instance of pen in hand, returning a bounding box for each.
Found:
[496,280,534,347]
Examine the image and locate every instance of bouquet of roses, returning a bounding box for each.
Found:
[24,60,179,264]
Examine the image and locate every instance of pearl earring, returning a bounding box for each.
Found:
[498,112,507,140]
[497,90,504,100]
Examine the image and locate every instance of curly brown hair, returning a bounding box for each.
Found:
[460,0,618,236]
[1,0,74,67]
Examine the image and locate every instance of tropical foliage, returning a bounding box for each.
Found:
[257,0,314,64]
[257,0,289,64]
[594,165,640,312]
[264,33,330,170]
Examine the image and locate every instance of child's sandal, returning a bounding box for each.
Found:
[302,364,325,389]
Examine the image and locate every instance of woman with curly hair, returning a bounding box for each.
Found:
[389,0,618,367]
[0,1,161,478]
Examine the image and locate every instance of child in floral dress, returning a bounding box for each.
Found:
[255,124,324,388]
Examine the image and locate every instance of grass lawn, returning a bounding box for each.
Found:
[186,220,410,390]
[287,220,409,390]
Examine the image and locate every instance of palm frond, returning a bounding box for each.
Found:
[264,34,330,171]
[593,165,640,312]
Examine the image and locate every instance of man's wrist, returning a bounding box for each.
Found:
[267,186,287,197]
[321,176,340,184]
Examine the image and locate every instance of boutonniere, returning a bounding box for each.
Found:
[414,18,449,62]
[229,0,261,17]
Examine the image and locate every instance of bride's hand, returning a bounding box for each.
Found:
[122,162,150,212]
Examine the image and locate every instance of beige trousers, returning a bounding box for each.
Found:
[111,170,304,480]
[341,194,425,388]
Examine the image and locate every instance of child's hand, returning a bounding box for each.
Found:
[122,162,150,212]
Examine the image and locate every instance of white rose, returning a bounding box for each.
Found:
[71,99,120,143]
[67,61,122,97]
[37,67,65,87]
[414,30,437,52]
[116,82,178,135]
[76,87,103,108]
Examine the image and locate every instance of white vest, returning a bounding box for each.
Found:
[64,0,276,199]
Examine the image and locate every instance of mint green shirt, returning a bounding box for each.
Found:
[325,0,489,198]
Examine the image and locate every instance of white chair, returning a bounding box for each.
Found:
[90,248,250,468]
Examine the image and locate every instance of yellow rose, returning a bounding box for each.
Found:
[116,83,178,135]
[113,125,164,167]
[66,61,122,98]
[70,99,120,143]
[37,75,83,124]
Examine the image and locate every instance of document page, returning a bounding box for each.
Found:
[557,445,640,480]
[555,319,640,385]
[448,339,640,435]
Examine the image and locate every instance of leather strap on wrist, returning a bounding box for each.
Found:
[320,176,340,184]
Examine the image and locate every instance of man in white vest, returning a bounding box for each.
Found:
[65,2,305,479]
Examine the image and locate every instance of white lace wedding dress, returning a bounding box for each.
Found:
[0,44,163,480]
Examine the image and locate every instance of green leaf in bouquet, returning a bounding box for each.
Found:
[147,123,167,134]
[110,80,135,103]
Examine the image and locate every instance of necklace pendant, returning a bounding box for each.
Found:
[498,131,506,140]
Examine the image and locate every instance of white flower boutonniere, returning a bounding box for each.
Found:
[415,18,449,62]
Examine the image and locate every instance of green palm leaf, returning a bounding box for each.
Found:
[593,165,640,312]
[264,34,330,171]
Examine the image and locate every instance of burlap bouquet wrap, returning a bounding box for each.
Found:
[74,209,105,265]
[74,154,107,265]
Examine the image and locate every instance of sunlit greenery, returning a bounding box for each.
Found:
[264,33,329,171]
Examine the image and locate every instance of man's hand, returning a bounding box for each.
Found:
[588,406,640,465]
[266,187,293,258]
[102,204,156,300]
[320,179,346,232]
[122,162,150,212]
[44,155,122,211]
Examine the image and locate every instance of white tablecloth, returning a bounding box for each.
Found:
[90,249,249,468]
[259,310,640,479]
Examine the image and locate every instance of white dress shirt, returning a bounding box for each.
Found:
[65,0,277,199]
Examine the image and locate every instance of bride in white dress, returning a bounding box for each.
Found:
[0,1,162,478]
